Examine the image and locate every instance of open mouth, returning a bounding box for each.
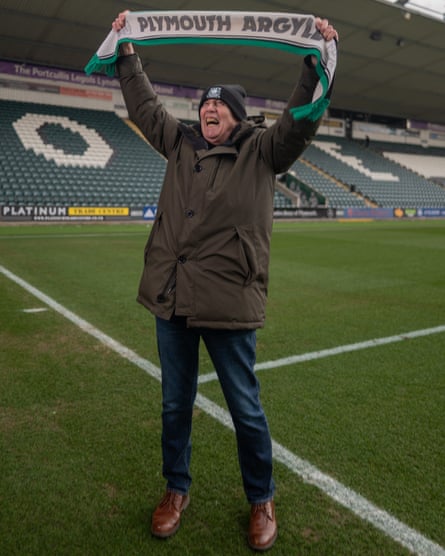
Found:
[206,117,219,126]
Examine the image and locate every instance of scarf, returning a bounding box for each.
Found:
[84,11,337,121]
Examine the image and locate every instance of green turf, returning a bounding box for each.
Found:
[0,220,444,555]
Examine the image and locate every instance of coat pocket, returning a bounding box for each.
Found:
[235,226,259,286]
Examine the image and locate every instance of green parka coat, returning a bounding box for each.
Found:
[117,53,323,329]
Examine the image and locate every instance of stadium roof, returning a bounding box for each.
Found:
[1,0,445,125]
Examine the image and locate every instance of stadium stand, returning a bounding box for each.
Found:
[0,99,166,209]
[288,159,368,208]
[301,137,445,208]
[2,98,445,212]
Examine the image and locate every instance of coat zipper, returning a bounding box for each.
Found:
[208,158,222,190]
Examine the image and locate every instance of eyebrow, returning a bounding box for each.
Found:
[202,99,226,106]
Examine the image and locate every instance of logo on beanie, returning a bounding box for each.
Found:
[199,84,247,121]
[206,87,222,100]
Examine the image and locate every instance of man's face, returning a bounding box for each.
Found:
[200,99,239,145]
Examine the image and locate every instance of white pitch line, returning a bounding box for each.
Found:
[1,263,444,556]
[198,325,445,384]
[0,265,161,382]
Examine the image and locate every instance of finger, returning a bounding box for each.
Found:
[314,18,338,42]
[326,28,339,42]
[112,16,122,31]
[322,25,339,42]
[119,9,129,23]
[112,10,129,31]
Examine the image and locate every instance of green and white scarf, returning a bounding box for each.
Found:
[85,11,337,121]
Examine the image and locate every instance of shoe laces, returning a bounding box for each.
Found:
[252,502,273,521]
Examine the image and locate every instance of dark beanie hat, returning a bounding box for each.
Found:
[199,84,247,121]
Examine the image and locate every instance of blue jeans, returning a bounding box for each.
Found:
[155,315,275,504]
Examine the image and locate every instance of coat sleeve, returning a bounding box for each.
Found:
[116,54,179,157]
[258,58,328,174]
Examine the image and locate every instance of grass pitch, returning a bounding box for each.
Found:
[0,220,444,555]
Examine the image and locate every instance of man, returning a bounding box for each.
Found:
[112,10,338,551]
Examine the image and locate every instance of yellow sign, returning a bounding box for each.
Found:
[68,207,130,216]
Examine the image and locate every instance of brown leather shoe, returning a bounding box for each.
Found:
[151,490,190,538]
[248,500,277,551]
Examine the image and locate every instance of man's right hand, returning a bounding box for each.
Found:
[112,10,135,55]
